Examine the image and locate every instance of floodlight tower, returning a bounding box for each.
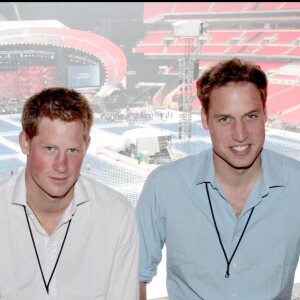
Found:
[172,20,207,156]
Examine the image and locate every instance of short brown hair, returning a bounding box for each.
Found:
[22,87,94,140]
[196,58,268,114]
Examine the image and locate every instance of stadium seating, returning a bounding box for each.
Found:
[166,44,186,53]
[0,120,21,133]
[0,70,19,99]
[288,47,300,55]
[268,83,291,96]
[274,108,300,124]
[273,31,300,43]
[207,31,243,43]
[142,2,300,22]
[201,44,229,53]
[0,143,18,155]
[0,66,61,101]
[100,125,142,135]
[142,31,172,43]
[3,134,19,144]
[281,2,300,9]
[174,2,212,13]
[211,2,249,12]
[135,4,300,125]
[135,44,165,53]
[267,86,300,116]
[143,2,174,21]
[82,153,147,207]
[0,158,25,179]
[135,28,300,56]
[255,61,285,72]
[255,45,292,54]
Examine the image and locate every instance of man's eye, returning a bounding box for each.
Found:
[219,117,228,122]
[69,148,78,153]
[248,114,257,119]
[46,146,54,151]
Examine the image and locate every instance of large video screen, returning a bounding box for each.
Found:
[67,65,100,88]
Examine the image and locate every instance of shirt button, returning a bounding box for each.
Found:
[228,207,232,212]
[234,234,239,239]
[233,263,237,268]
[233,293,237,298]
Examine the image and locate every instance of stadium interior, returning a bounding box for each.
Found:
[0,3,300,298]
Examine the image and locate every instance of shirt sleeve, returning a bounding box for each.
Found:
[136,173,166,283]
[107,205,139,300]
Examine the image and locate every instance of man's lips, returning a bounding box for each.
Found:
[230,145,252,155]
[50,176,69,183]
[231,145,249,152]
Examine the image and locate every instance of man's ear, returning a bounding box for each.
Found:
[263,106,268,123]
[201,107,209,130]
[85,136,91,154]
[19,131,30,155]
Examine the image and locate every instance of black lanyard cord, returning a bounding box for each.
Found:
[205,182,255,278]
[23,206,72,294]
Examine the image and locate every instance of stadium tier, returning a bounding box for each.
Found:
[135,29,300,55]
[0,3,299,131]
[134,3,300,128]
[143,2,300,21]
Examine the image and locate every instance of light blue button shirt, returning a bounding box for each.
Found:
[136,148,300,300]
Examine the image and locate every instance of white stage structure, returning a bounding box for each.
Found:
[172,20,207,155]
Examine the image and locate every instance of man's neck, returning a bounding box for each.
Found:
[26,193,73,236]
[214,154,263,218]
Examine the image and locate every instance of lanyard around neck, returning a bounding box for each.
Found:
[205,182,255,278]
[23,206,72,294]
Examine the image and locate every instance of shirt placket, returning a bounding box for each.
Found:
[208,184,240,297]
[212,185,256,299]
[227,216,244,299]
[28,211,71,298]
[45,231,58,298]
[225,205,257,299]
[27,213,55,298]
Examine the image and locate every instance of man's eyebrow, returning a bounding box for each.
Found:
[213,113,231,118]
[244,108,261,116]
[213,109,261,119]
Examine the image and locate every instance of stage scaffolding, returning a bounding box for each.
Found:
[173,20,207,156]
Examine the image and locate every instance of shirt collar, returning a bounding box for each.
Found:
[11,171,90,215]
[11,170,26,206]
[258,149,286,198]
[260,149,286,187]
[194,148,286,190]
[195,149,217,186]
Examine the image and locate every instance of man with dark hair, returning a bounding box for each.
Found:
[137,58,300,299]
[0,87,139,299]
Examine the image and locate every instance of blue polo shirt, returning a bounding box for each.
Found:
[136,148,300,300]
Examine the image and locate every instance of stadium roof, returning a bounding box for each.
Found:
[0,20,67,31]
